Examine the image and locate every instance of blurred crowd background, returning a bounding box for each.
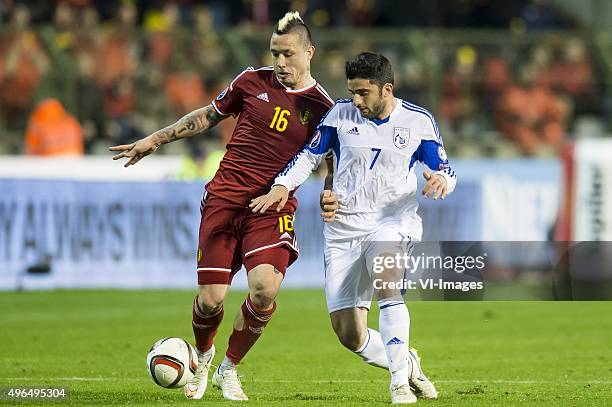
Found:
[0,0,610,174]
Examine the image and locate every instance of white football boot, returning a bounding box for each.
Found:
[184,345,215,399]
[390,383,417,404]
[212,366,249,401]
[408,348,438,399]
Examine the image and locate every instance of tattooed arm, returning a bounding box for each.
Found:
[110,105,225,167]
[152,105,224,144]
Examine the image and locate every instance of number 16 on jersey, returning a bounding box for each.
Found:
[270,107,290,132]
[278,214,294,233]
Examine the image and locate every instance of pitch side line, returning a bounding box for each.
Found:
[3,378,612,385]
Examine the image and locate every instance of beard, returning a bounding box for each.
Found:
[362,97,385,119]
[370,99,386,118]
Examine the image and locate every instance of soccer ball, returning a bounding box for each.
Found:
[146,337,198,388]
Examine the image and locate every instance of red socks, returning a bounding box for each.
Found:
[226,295,276,364]
[192,296,224,353]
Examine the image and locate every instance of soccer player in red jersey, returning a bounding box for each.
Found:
[110,12,334,401]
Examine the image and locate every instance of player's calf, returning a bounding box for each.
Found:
[330,307,368,350]
[378,300,411,383]
[333,323,367,352]
[184,287,227,400]
[225,294,277,364]
[192,286,227,353]
[214,294,276,401]
[353,328,389,369]
[330,308,390,369]
[223,263,281,364]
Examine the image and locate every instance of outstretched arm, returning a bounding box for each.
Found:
[110,105,226,167]
[414,140,457,200]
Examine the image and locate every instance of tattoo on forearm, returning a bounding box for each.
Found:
[155,127,177,144]
[205,106,223,127]
[155,105,223,144]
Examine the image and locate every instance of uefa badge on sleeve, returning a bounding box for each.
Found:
[438,146,448,161]
[393,127,410,149]
[309,130,321,149]
[216,88,228,100]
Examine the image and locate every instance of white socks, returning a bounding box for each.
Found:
[219,356,236,373]
[351,302,412,387]
[378,300,411,386]
[354,328,389,369]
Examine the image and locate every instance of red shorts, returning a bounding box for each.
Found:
[196,194,299,285]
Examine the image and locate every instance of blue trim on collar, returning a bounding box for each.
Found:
[369,115,390,126]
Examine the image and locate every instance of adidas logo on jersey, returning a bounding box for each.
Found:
[280,232,292,240]
[257,92,269,102]
[386,337,405,345]
[347,127,359,135]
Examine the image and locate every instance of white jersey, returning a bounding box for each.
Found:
[274,98,457,241]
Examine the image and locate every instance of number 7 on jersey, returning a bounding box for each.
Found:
[370,148,382,170]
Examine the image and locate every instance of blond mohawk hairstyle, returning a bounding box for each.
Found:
[276,11,304,32]
[274,11,312,46]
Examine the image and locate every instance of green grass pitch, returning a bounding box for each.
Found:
[1,290,611,406]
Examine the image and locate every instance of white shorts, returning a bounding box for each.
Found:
[324,226,415,313]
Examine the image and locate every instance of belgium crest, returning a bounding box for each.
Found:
[299,107,312,125]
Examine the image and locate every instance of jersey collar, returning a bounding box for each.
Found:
[274,74,317,93]
[369,116,390,126]
[368,98,401,126]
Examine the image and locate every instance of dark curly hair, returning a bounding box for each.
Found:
[345,52,394,88]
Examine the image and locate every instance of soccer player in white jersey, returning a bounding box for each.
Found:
[251,52,456,404]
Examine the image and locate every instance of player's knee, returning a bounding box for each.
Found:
[197,286,226,314]
[249,284,278,310]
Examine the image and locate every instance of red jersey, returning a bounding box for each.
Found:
[208,66,333,207]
